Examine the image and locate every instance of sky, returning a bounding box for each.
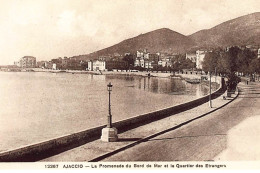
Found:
[0,0,259,65]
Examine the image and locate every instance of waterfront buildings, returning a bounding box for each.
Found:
[134,49,176,69]
[14,56,36,68]
[36,61,51,69]
[37,61,45,68]
[88,60,106,71]
[51,58,62,69]
[49,57,87,70]
[52,63,57,70]
[87,59,127,71]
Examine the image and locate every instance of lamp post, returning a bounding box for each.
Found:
[215,67,217,89]
[107,82,112,128]
[209,71,212,108]
[101,82,118,142]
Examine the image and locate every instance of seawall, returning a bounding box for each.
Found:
[0,77,226,162]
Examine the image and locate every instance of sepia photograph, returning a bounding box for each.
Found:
[0,0,259,170]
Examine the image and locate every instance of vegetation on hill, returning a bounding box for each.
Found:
[72,12,260,61]
[86,28,196,58]
[189,12,260,48]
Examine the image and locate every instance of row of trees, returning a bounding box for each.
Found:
[202,46,259,75]
[202,46,259,91]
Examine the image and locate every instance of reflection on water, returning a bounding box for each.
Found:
[106,75,209,97]
[0,72,211,151]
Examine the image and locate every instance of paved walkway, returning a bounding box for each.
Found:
[41,82,256,162]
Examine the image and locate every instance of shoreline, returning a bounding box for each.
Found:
[7,67,208,80]
[0,67,220,85]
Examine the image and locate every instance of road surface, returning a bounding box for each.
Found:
[103,82,260,161]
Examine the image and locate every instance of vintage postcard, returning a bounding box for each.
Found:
[0,0,260,170]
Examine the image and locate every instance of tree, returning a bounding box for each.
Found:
[249,58,260,74]
[171,54,195,71]
[236,48,256,75]
[123,54,135,69]
[226,72,241,92]
[202,52,219,73]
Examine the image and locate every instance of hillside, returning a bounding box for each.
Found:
[74,12,260,60]
[78,28,196,59]
[189,12,260,48]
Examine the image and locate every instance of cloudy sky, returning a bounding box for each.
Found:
[0,0,259,65]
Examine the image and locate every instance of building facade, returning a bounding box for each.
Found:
[88,59,128,71]
[134,50,161,69]
[36,61,49,68]
[15,56,36,68]
[88,60,106,71]
[196,50,206,69]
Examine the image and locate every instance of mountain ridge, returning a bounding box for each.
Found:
[74,12,260,60]
[189,12,260,48]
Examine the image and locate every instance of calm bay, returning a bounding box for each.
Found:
[0,72,211,152]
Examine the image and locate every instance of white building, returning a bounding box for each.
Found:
[196,50,206,69]
[144,61,153,69]
[140,59,145,68]
[186,53,197,63]
[88,60,106,71]
[134,58,140,67]
[258,48,260,59]
[135,50,149,68]
[137,51,144,58]
[52,63,57,70]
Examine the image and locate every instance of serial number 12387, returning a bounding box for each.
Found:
[45,164,59,168]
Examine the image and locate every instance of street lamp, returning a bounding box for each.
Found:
[101,82,118,142]
[215,67,217,89]
[107,82,112,128]
[209,71,212,108]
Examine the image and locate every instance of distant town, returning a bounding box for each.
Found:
[0,45,259,77]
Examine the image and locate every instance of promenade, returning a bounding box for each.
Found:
[41,81,260,161]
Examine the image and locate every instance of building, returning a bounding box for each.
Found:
[61,57,69,69]
[66,58,83,70]
[14,61,20,67]
[149,53,160,62]
[186,53,197,63]
[88,59,128,71]
[196,50,206,69]
[51,58,62,69]
[45,61,53,69]
[162,58,172,67]
[36,61,49,68]
[134,50,160,69]
[15,56,36,68]
[258,48,260,59]
[144,60,153,69]
[52,63,57,70]
[88,60,106,71]
[136,49,148,58]
[98,56,112,61]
